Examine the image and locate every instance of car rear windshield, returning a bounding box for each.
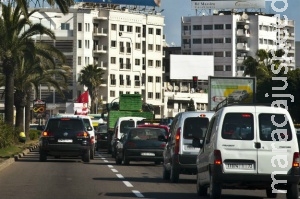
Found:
[120,120,135,133]
[129,129,165,141]
[222,113,254,140]
[183,117,209,139]
[259,113,292,141]
[46,118,85,131]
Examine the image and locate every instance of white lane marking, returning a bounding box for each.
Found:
[132,190,144,198]
[104,160,108,162]
[123,181,133,187]
[116,174,124,179]
[107,165,113,168]
[111,169,118,172]
[101,157,105,160]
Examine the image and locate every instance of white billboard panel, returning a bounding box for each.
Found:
[191,0,265,9]
[170,55,214,80]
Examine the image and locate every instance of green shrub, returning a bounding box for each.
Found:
[0,122,19,149]
[28,130,40,140]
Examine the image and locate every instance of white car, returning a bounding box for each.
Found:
[227,90,249,102]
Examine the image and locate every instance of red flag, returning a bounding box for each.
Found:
[76,91,89,103]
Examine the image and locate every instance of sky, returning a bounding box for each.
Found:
[160,0,300,46]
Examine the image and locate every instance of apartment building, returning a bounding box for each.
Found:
[21,4,165,119]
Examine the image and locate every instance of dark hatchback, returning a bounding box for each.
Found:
[115,127,167,165]
[96,124,108,150]
[39,116,92,162]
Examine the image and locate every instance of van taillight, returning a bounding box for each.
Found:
[77,132,89,138]
[293,152,300,167]
[42,131,53,137]
[90,136,95,144]
[174,128,181,154]
[115,127,118,139]
[214,150,222,165]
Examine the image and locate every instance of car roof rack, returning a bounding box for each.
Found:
[214,98,279,112]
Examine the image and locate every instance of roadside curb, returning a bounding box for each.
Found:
[0,145,39,172]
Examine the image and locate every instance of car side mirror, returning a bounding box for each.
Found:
[192,138,203,148]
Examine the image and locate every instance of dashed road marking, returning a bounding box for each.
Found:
[116,174,124,179]
[108,165,113,168]
[132,190,144,198]
[111,169,118,172]
[123,181,133,187]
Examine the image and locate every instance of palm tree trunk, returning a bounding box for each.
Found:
[15,104,24,131]
[25,89,32,137]
[3,62,15,126]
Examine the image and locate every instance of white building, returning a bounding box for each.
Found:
[25,5,165,119]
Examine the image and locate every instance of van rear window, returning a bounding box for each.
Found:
[183,117,209,139]
[259,114,292,141]
[222,113,254,140]
[120,120,135,133]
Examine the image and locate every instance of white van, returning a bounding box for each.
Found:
[110,116,145,157]
[162,111,215,183]
[193,105,300,199]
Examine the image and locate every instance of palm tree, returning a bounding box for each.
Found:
[13,47,70,131]
[78,65,105,113]
[0,3,56,125]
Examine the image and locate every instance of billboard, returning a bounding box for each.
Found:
[33,99,46,119]
[170,55,214,80]
[74,0,161,6]
[208,76,256,111]
[191,0,265,9]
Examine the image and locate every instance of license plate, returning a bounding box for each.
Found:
[226,163,254,170]
[57,139,73,143]
[141,152,155,156]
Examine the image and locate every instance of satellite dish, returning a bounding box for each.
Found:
[168,85,173,91]
[174,86,179,91]
[244,25,249,29]
[242,13,248,20]
[181,86,188,92]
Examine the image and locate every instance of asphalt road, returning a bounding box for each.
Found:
[0,148,295,199]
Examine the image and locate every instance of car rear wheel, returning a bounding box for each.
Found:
[209,174,221,199]
[90,148,95,159]
[39,150,47,162]
[116,157,122,165]
[286,184,298,199]
[82,150,90,163]
[162,165,170,180]
[197,174,207,196]
[266,188,277,198]
[154,160,161,165]
[170,164,179,183]
[123,153,129,165]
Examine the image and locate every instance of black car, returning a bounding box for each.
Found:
[115,127,167,165]
[96,124,108,150]
[39,116,93,162]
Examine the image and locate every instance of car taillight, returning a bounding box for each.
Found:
[42,131,53,137]
[293,152,300,167]
[77,131,89,138]
[115,127,118,139]
[214,150,222,165]
[174,127,181,154]
[125,141,136,148]
[90,136,95,144]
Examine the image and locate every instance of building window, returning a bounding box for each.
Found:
[156,28,161,35]
[193,52,202,55]
[78,56,81,65]
[110,74,116,86]
[203,52,213,55]
[135,43,141,50]
[111,24,117,30]
[225,65,231,71]
[61,23,70,30]
[78,40,82,48]
[119,75,124,85]
[148,92,153,99]
[214,52,223,57]
[225,51,232,57]
[148,28,153,34]
[120,25,124,31]
[134,59,140,66]
[127,26,133,32]
[78,23,82,31]
[111,40,116,47]
[85,23,90,32]
[225,38,232,43]
[156,45,161,51]
[204,25,213,30]
[183,26,189,31]
[193,38,202,44]
[215,65,223,71]
[226,24,232,29]
[148,44,153,50]
[214,38,224,43]
[156,60,161,68]
[203,38,213,44]
[214,24,224,30]
[119,91,123,95]
[85,40,89,48]
[148,76,153,82]
[155,92,160,99]
[148,60,153,67]
[136,26,141,33]
[193,25,202,30]
[156,76,161,83]
[85,57,89,65]
[110,90,115,97]
[134,75,139,81]
[111,57,116,64]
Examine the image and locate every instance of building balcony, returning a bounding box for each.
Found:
[237,43,250,51]
[93,28,108,36]
[237,29,250,37]
[93,45,107,53]
[99,61,108,69]
[182,44,191,49]
[182,30,191,36]
[236,56,246,65]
